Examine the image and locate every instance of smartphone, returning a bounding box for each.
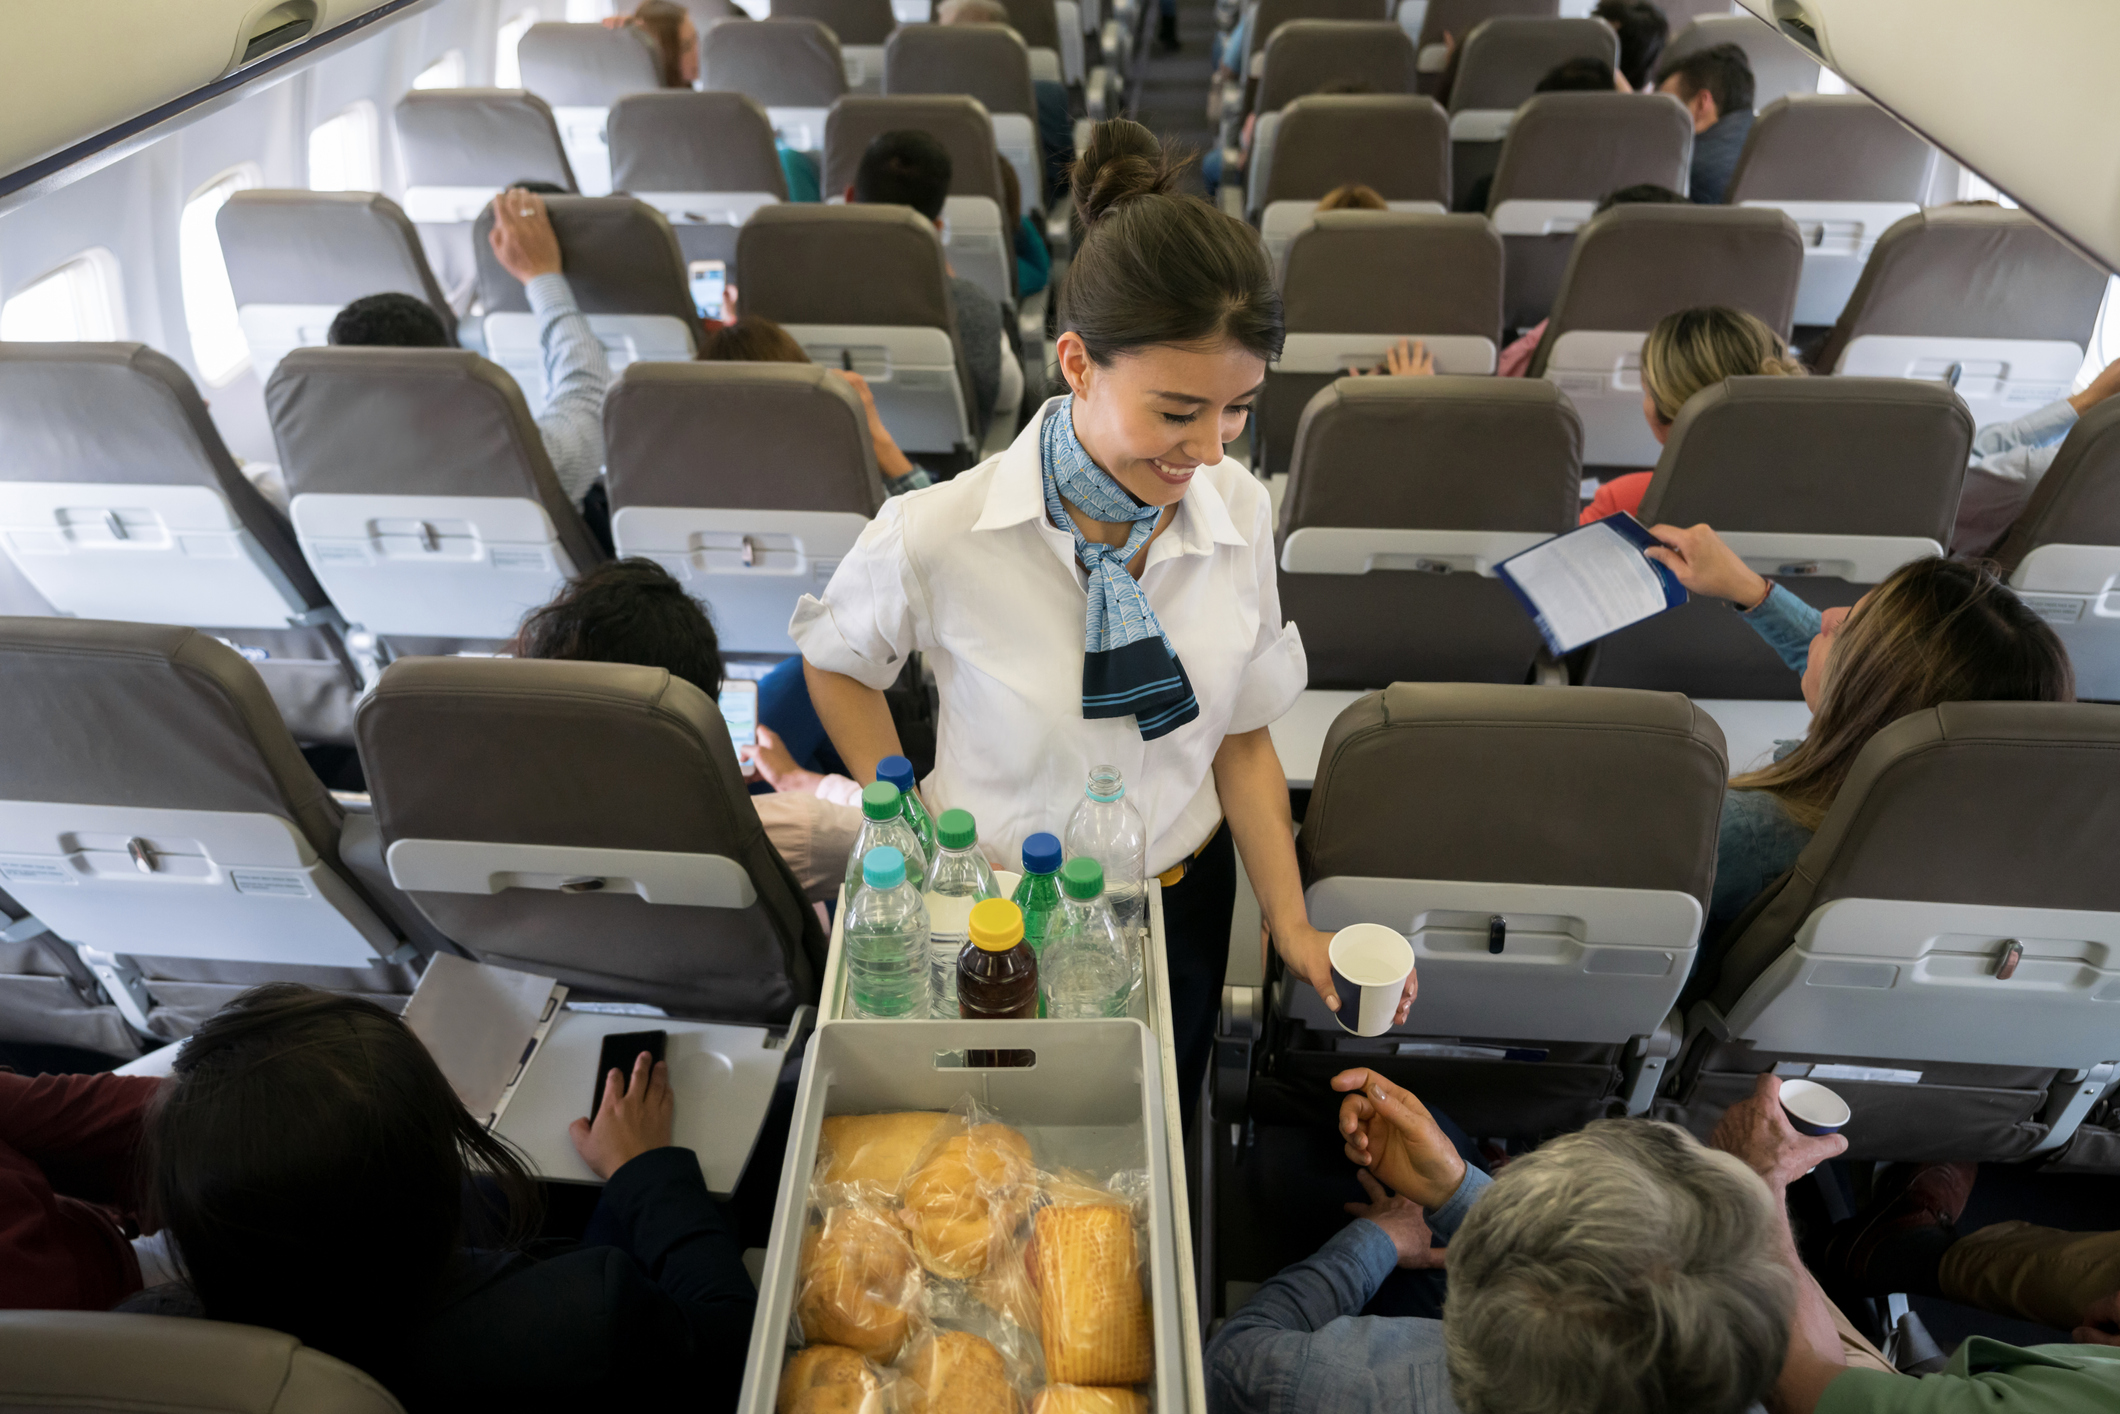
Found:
[719,678,758,750]
[591,1029,668,1119]
[688,259,727,322]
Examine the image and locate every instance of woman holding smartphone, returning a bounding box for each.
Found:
[791,120,1416,1106]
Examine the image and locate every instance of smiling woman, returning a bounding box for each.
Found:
[791,119,1414,1113]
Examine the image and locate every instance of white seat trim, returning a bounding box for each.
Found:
[1279,526,1552,576]
[386,838,760,908]
[1273,331,1498,376]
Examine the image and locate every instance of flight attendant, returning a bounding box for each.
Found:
[791,119,1416,1104]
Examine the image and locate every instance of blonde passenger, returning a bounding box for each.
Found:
[1316,183,1388,212]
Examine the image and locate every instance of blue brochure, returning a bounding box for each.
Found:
[1496,513,1688,656]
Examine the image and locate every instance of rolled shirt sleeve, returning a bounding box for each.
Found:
[1227,490,1310,735]
[523,272,612,508]
[789,497,922,690]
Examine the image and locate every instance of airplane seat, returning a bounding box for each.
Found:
[1667,701,2120,1169]
[1221,682,1726,1138]
[982,0,1073,90]
[1585,377,1973,699]
[516,22,665,196]
[469,194,702,413]
[1526,203,1804,469]
[1239,0,1389,113]
[0,343,364,748]
[738,202,982,465]
[1410,0,1555,92]
[701,18,849,157]
[603,361,885,654]
[773,0,899,93]
[1276,377,1580,686]
[1444,15,1618,209]
[391,90,577,312]
[883,25,1041,222]
[1727,96,1938,327]
[355,655,827,1021]
[609,90,788,274]
[1485,91,1694,334]
[1252,94,1449,259]
[1261,212,1502,476]
[1814,206,2108,433]
[0,619,426,1057]
[1661,11,1821,109]
[1244,21,1420,231]
[0,1312,405,1414]
[1988,399,2120,702]
[265,348,608,645]
[215,190,455,384]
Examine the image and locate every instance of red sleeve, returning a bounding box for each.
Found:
[1579,472,1652,527]
[0,1072,163,1208]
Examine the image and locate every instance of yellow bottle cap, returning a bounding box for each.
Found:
[968,897,1025,952]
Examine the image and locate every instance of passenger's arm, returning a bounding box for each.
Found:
[489,189,612,507]
[1204,1213,1406,1414]
[830,369,920,483]
[1646,522,1820,674]
[0,1072,162,1207]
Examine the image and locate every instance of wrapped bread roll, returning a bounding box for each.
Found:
[798,1205,922,1362]
[901,1123,1035,1280]
[788,1390,877,1414]
[819,1112,950,1194]
[903,1330,1018,1414]
[1033,1204,1153,1386]
[1031,1389,1148,1414]
[778,1346,879,1414]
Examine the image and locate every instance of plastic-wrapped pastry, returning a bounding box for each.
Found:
[818,1112,951,1195]
[798,1205,923,1362]
[903,1330,1018,1414]
[1030,1388,1148,1414]
[778,1346,881,1414]
[901,1123,1035,1280]
[1033,1204,1153,1386]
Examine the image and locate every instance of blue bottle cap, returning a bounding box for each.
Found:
[877,754,916,793]
[1021,832,1062,875]
[862,846,907,890]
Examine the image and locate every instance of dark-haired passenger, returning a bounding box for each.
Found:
[1657,41,1756,204]
[328,188,610,510]
[512,558,862,903]
[796,119,1389,1125]
[121,984,755,1412]
[1596,0,1669,91]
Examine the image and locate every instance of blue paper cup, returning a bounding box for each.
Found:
[1778,1078,1851,1137]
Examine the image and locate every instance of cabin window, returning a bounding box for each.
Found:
[565,0,612,19]
[309,101,380,192]
[495,11,541,88]
[0,249,124,342]
[412,49,466,89]
[179,165,261,386]
[1957,170,2019,209]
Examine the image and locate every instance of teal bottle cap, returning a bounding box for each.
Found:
[936,808,977,851]
[861,780,901,821]
[862,846,906,890]
[1059,856,1105,901]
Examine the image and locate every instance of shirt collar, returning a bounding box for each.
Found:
[974,395,1251,558]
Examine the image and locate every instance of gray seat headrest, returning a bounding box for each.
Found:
[772,0,898,45]
[703,18,848,106]
[469,195,695,323]
[822,94,1005,204]
[1256,21,1418,113]
[1258,94,1450,210]
[609,90,788,196]
[517,21,663,106]
[1487,92,1693,206]
[392,89,575,192]
[1725,95,1934,204]
[737,203,955,330]
[217,190,453,328]
[1281,212,1503,341]
[0,1312,406,1414]
[1449,16,1617,113]
[883,24,1035,118]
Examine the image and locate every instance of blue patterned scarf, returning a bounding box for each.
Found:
[1041,399,1199,741]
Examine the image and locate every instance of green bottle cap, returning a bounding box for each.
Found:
[1059,856,1105,901]
[936,807,977,851]
[861,780,901,821]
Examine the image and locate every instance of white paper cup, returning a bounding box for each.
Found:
[1327,923,1415,1037]
[1779,1078,1851,1136]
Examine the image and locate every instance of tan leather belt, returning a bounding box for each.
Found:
[1155,821,1222,890]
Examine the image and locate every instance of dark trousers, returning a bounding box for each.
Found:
[1162,821,1236,1133]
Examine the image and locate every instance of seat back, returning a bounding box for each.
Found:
[1530,203,1803,468]
[0,1312,405,1414]
[517,22,665,195]
[392,89,576,222]
[604,361,884,652]
[1287,682,1725,1135]
[1261,212,1502,475]
[1727,95,1936,326]
[1251,93,1449,235]
[1661,11,1820,108]
[609,91,787,270]
[822,93,1008,205]
[1445,15,1618,207]
[1816,206,2108,432]
[1588,378,1973,698]
[1991,400,2120,702]
[357,656,827,1021]
[0,618,402,974]
[266,347,608,640]
[774,0,898,44]
[1484,90,1694,330]
[738,202,977,456]
[1412,0,1555,72]
[216,191,453,383]
[1255,20,1417,113]
[470,195,700,411]
[1685,702,2120,1163]
[985,0,1063,55]
[883,25,1038,211]
[703,18,849,153]
[1276,377,1580,685]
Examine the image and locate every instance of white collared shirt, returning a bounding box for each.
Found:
[791,397,1308,875]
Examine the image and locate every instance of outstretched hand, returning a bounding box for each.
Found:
[1279,924,1415,1022]
[1332,1068,1466,1209]
[1708,1073,1849,1192]
[569,1048,674,1180]
[489,187,563,283]
[1644,522,1772,609]
[2075,1289,2120,1347]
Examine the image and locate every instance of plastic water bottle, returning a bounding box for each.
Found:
[1041,857,1136,1019]
[844,846,931,1019]
[1062,765,1147,943]
[923,807,1000,1017]
[844,781,928,901]
[1010,832,1065,958]
[877,754,936,868]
